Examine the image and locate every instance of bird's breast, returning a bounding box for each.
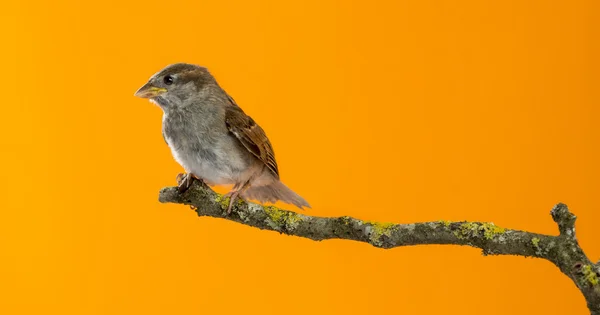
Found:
[162,112,250,185]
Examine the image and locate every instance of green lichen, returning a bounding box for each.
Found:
[340,216,355,226]
[437,220,452,227]
[453,222,506,240]
[264,206,302,232]
[581,264,599,286]
[214,194,245,211]
[214,194,230,210]
[454,222,479,239]
[366,221,397,246]
[286,212,302,227]
[480,223,506,240]
[531,237,543,255]
[265,206,284,223]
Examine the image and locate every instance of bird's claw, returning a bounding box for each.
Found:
[176,173,185,185]
[176,173,196,193]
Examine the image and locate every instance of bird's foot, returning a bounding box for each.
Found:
[176,173,199,193]
[224,191,240,216]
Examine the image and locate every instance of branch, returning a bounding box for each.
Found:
[159,180,600,314]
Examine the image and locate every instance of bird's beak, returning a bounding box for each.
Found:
[134,83,167,98]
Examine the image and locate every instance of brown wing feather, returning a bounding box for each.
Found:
[225,95,279,178]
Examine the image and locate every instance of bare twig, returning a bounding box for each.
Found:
[159,180,600,314]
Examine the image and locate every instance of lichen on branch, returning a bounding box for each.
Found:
[158,180,600,314]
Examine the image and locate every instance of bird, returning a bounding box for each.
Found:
[134,63,310,214]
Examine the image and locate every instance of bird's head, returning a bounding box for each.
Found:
[134,63,215,108]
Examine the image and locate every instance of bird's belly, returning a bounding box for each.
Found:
[169,147,231,185]
[187,161,232,185]
[166,137,248,186]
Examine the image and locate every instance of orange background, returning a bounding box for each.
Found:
[1,0,599,314]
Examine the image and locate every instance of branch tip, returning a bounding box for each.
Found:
[158,187,177,203]
[551,203,577,237]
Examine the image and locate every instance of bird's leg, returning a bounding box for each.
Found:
[226,191,240,215]
[224,181,250,215]
[221,183,241,199]
[176,173,201,193]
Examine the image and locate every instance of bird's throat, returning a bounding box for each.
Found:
[150,96,171,110]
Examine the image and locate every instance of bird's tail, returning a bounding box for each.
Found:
[241,180,311,209]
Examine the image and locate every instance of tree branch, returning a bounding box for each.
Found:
[159,180,600,314]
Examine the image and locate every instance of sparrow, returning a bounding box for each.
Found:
[134,63,310,214]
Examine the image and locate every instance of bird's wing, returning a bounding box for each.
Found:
[224,95,279,179]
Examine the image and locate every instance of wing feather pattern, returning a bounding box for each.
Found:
[224,95,279,179]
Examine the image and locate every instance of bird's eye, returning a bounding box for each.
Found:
[163,75,174,85]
